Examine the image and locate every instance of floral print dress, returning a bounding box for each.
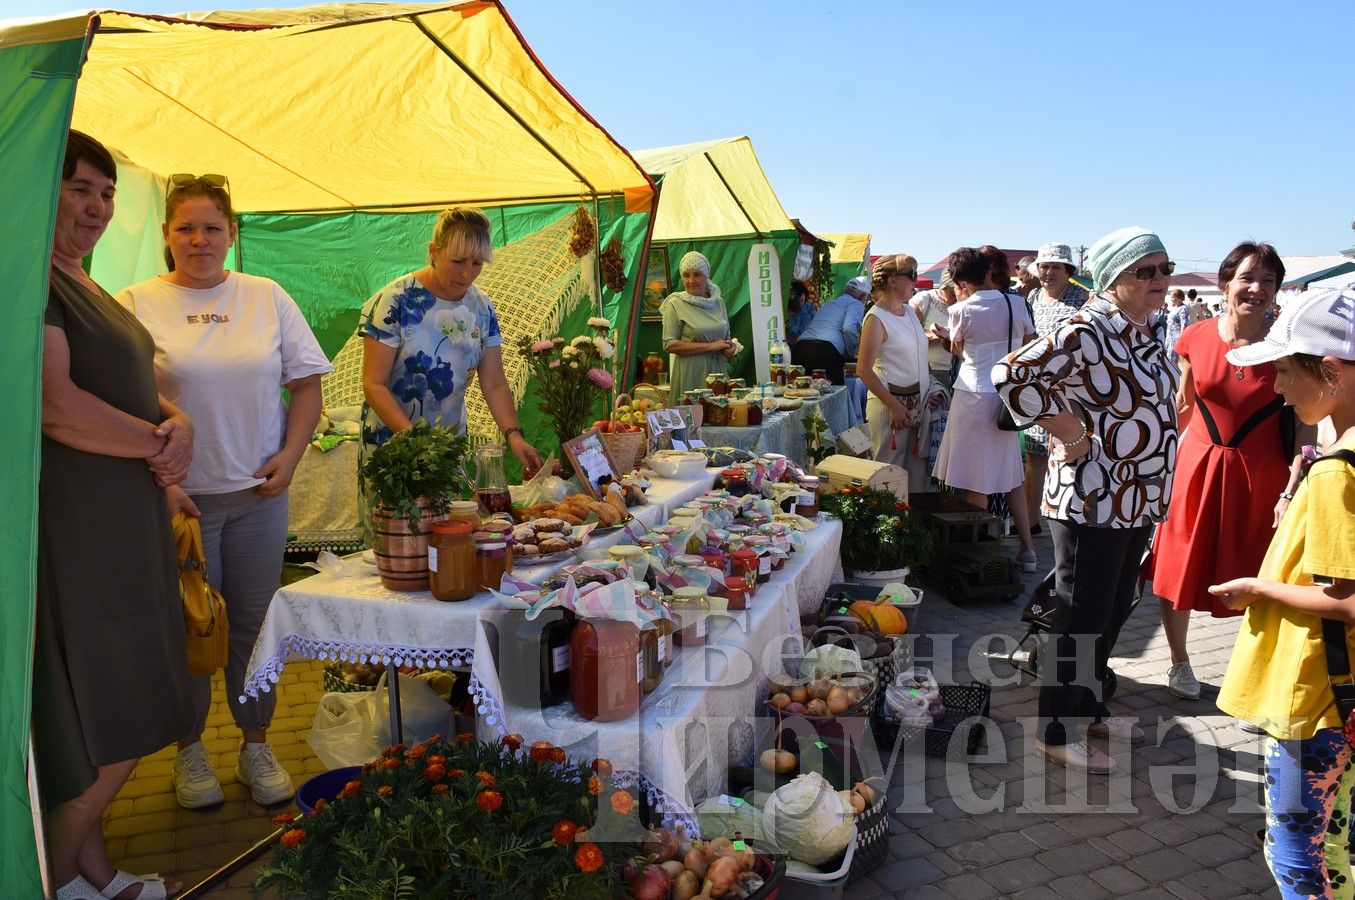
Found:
[359,273,502,446]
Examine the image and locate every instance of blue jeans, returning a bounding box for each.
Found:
[188,488,289,735]
[1264,729,1355,899]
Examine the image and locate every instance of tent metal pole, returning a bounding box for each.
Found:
[246,191,630,217]
[409,14,598,197]
[702,152,765,241]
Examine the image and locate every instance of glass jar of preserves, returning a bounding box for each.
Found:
[746,402,763,426]
[705,373,730,395]
[727,399,749,427]
[446,499,481,528]
[796,475,821,517]
[718,576,750,611]
[643,351,665,384]
[474,533,512,591]
[748,535,780,574]
[488,608,573,708]
[669,554,707,582]
[719,468,751,497]
[639,622,664,694]
[729,548,759,591]
[812,369,828,381]
[607,544,653,587]
[428,520,476,601]
[669,587,709,646]
[700,547,728,576]
[569,618,641,721]
[702,395,731,426]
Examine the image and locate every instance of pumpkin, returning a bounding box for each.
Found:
[848,599,908,635]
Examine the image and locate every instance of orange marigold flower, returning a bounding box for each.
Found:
[271,812,296,826]
[549,747,567,764]
[312,798,328,813]
[552,820,578,845]
[427,755,446,766]
[377,785,394,797]
[430,783,450,795]
[406,744,427,759]
[501,733,524,751]
[574,842,603,873]
[339,780,362,799]
[424,764,446,782]
[529,743,555,763]
[449,768,466,780]
[587,776,602,796]
[454,732,476,744]
[591,758,613,777]
[427,733,444,743]
[280,828,306,849]
[609,790,635,815]
[475,771,497,788]
[381,757,402,769]
[476,789,503,812]
[384,743,406,757]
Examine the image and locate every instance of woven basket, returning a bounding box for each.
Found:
[599,394,646,473]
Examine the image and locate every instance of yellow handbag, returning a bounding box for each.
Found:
[172,511,229,676]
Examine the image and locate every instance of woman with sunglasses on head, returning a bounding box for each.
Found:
[857,254,941,491]
[360,207,544,473]
[1147,243,1315,702]
[1209,287,1355,898]
[119,173,332,811]
[39,131,197,899]
[995,226,1179,773]
[932,247,1039,563]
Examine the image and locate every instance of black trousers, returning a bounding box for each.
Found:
[1038,519,1153,746]
[792,339,845,384]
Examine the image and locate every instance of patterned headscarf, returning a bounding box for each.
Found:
[679,251,711,278]
[1087,226,1166,290]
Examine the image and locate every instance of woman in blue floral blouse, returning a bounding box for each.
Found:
[360,207,543,473]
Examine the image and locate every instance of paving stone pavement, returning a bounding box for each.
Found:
[103,527,1278,897]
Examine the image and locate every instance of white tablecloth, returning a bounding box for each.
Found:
[469,520,843,831]
[701,386,856,466]
[244,470,722,700]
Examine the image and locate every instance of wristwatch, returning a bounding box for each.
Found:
[1279,490,1296,501]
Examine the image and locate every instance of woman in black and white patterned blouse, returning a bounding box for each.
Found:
[994,226,1179,774]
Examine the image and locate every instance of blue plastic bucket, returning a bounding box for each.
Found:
[295,765,362,816]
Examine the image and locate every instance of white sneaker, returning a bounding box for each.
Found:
[1167,662,1202,700]
[1034,739,1116,773]
[1085,716,1147,743]
[173,741,224,809]
[1018,550,1039,573]
[236,741,295,805]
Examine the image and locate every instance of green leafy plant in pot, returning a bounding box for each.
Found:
[360,421,471,591]
[821,485,933,579]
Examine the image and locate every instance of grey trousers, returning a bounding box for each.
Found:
[187,488,288,735]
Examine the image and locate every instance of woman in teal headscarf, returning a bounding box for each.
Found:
[660,250,736,404]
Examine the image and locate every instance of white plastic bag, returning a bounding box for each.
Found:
[307,671,454,768]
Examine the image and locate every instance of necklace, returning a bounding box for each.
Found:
[1217,317,1256,381]
[1115,305,1148,328]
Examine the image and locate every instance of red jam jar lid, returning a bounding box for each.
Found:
[725,576,748,591]
[431,520,474,535]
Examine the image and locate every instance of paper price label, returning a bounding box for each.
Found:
[427,546,438,572]
[552,645,570,673]
[695,618,707,638]
[759,558,771,575]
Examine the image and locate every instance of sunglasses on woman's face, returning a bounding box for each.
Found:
[1128,260,1176,280]
[167,173,229,193]
[893,270,917,280]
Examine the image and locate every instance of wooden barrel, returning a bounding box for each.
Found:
[372,505,444,591]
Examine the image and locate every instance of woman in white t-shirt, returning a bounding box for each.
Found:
[119,174,332,811]
[857,254,937,492]
[933,246,1038,567]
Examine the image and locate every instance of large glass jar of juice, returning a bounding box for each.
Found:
[428,520,476,601]
[474,444,512,517]
[569,618,641,721]
[642,351,665,385]
[490,608,573,708]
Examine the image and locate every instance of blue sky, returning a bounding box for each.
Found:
[16,0,1355,273]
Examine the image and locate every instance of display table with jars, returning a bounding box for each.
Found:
[700,385,858,466]
[467,517,843,833]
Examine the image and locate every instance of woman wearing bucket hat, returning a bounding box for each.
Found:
[1147,243,1315,702]
[1209,286,1355,898]
[659,250,736,404]
[994,226,1179,772]
[1020,243,1090,530]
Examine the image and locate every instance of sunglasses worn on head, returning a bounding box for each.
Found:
[893,270,917,280]
[1128,260,1176,280]
[168,173,229,193]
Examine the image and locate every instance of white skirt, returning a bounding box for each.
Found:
[931,389,1024,494]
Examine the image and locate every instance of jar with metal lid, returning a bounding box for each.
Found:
[637,533,672,559]
[446,499,481,528]
[705,372,730,395]
[719,468,750,497]
[569,618,642,721]
[473,532,513,591]
[796,475,821,517]
[717,576,750,611]
[428,520,477,601]
[669,554,706,581]
[812,368,828,381]
[669,587,709,646]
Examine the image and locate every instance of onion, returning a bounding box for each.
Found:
[627,863,671,900]
[642,827,680,862]
[826,686,851,715]
[788,683,809,704]
[660,859,686,879]
[703,855,738,898]
[683,845,710,879]
[769,692,791,709]
[671,870,700,900]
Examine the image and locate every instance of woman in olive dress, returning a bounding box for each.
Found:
[660,250,736,404]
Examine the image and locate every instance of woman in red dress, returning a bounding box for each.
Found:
[1150,243,1314,699]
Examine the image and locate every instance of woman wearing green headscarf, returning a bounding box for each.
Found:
[994,226,1180,773]
[660,250,736,404]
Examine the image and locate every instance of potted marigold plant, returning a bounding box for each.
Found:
[821,485,933,583]
[360,421,472,590]
[519,317,616,449]
[257,734,633,899]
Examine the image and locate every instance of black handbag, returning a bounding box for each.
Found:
[995,294,1028,432]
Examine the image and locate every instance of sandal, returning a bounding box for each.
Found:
[55,875,101,900]
[98,870,178,899]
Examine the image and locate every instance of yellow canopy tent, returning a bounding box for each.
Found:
[0,3,654,890]
[820,232,872,297]
[629,136,798,380]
